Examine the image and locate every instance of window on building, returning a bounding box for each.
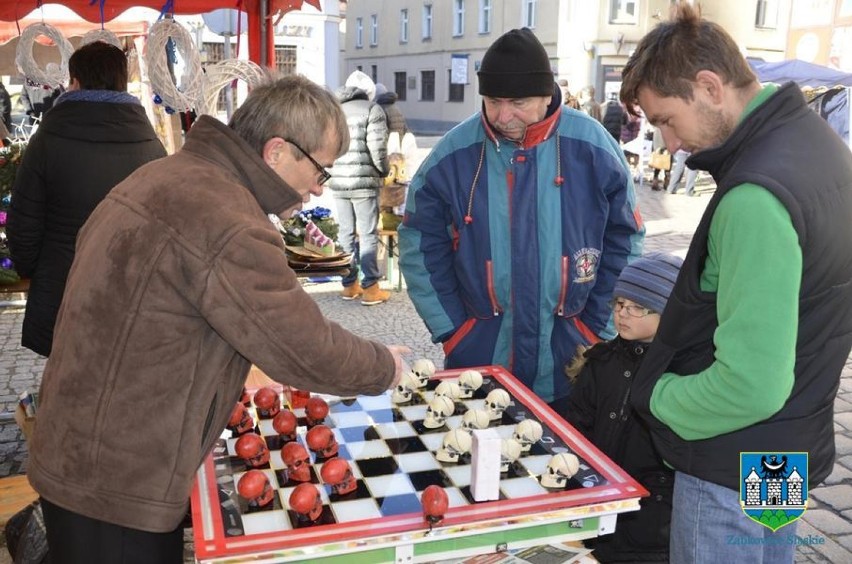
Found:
[453,0,465,37]
[202,42,226,112]
[395,72,407,101]
[448,69,464,102]
[522,0,537,28]
[400,9,409,43]
[370,14,378,46]
[479,0,492,34]
[371,65,378,83]
[423,4,433,40]
[755,0,779,29]
[355,17,363,48]
[421,70,435,101]
[609,0,637,24]
[275,45,297,76]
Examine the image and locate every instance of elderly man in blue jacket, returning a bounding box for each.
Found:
[399,28,644,410]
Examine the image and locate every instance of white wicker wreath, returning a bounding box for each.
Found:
[145,19,203,112]
[80,29,122,49]
[15,23,74,88]
[198,59,267,116]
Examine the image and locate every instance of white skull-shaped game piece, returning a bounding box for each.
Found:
[434,380,462,401]
[513,419,543,452]
[411,358,436,387]
[500,439,523,472]
[485,389,511,420]
[540,453,580,489]
[423,395,455,428]
[461,408,490,431]
[391,372,420,403]
[458,370,484,398]
[435,428,473,462]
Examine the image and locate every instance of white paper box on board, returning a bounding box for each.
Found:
[470,428,501,501]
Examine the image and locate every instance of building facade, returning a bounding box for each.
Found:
[342,0,792,134]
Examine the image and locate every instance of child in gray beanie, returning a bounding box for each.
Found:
[563,251,682,563]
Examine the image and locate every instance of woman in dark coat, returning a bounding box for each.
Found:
[7,42,165,356]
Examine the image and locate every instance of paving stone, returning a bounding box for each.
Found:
[836,534,852,553]
[800,509,852,535]
[796,520,851,563]
[810,484,852,512]
[822,463,852,485]
[836,433,852,457]
[837,412,852,431]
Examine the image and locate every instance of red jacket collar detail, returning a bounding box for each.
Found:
[480,107,561,149]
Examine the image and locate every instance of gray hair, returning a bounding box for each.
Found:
[228,74,349,159]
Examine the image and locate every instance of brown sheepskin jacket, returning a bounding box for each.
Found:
[27,116,395,533]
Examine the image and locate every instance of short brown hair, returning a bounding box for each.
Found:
[620,2,756,116]
[69,41,128,91]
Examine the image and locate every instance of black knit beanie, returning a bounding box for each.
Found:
[478,28,554,98]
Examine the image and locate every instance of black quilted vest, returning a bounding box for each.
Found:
[632,83,852,490]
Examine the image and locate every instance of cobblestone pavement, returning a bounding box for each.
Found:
[1,152,851,563]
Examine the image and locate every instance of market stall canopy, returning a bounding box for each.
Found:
[0,1,250,23]
[0,17,149,76]
[0,1,322,66]
[748,58,852,88]
[0,18,147,44]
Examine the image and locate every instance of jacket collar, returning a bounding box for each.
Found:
[479,85,563,149]
[182,116,302,215]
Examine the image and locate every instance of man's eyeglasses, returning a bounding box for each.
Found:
[284,138,332,186]
[610,299,655,318]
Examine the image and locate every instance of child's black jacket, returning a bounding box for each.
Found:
[564,337,673,563]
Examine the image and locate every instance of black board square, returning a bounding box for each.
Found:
[356,456,400,477]
[408,469,452,491]
[287,505,336,528]
[384,436,428,455]
[325,480,371,502]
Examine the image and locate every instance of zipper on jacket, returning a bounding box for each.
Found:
[201,392,218,447]
[486,260,503,316]
[556,256,570,316]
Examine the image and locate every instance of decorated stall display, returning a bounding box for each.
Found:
[271,207,353,275]
[191,365,647,563]
[303,219,336,256]
[0,143,23,285]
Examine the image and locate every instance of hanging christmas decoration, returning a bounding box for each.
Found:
[80,29,122,49]
[15,23,74,89]
[146,19,203,113]
[198,59,266,116]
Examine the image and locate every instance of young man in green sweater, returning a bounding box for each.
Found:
[620,3,852,563]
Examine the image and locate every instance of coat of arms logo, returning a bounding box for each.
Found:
[740,452,808,531]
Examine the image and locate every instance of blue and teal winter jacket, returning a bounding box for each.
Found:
[399,99,645,403]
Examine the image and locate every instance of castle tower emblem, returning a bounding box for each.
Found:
[740,452,808,532]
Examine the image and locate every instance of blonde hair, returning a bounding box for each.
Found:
[564,344,590,382]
